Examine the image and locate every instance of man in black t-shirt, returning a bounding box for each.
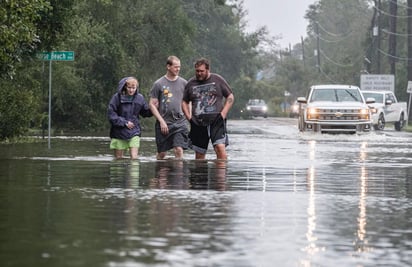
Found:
[182,58,234,160]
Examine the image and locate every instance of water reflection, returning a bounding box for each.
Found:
[355,165,368,252]
[2,125,412,266]
[108,159,228,191]
[304,139,373,261]
[187,160,227,191]
[304,165,323,258]
[109,160,140,189]
[150,160,189,189]
[303,139,323,258]
[354,142,371,254]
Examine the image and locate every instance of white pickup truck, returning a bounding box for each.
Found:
[297,84,374,134]
[361,90,408,131]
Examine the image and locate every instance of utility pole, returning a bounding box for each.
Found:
[377,0,382,74]
[301,36,305,68]
[408,0,412,122]
[388,0,397,75]
[368,0,379,74]
[408,0,412,81]
[316,22,320,73]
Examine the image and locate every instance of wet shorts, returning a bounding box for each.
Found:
[110,136,140,150]
[189,114,229,154]
[155,122,189,153]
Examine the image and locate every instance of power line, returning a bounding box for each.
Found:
[381,28,412,37]
[377,47,412,60]
[313,33,352,43]
[315,37,373,69]
[319,49,354,68]
[319,66,339,83]
[316,22,353,38]
[389,0,412,10]
[373,5,412,18]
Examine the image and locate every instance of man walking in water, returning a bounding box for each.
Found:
[149,56,189,160]
[182,57,234,160]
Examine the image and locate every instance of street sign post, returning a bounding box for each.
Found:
[38,51,75,61]
[407,81,412,125]
[39,51,75,148]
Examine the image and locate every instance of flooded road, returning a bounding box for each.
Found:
[1,117,411,267]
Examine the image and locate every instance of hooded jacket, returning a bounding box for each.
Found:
[107,77,152,140]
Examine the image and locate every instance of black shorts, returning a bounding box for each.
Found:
[189,114,229,154]
[155,122,189,153]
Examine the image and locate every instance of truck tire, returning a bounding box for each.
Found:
[394,113,405,131]
[374,113,385,131]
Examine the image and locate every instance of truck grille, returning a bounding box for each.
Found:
[308,109,369,120]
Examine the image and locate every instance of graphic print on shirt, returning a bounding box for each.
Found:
[161,86,173,115]
[192,82,218,118]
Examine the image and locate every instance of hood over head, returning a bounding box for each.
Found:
[117,77,139,94]
[117,77,129,93]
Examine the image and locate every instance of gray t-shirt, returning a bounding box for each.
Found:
[150,76,187,125]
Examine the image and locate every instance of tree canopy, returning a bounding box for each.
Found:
[0,0,410,140]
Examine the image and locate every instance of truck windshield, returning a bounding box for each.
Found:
[310,89,362,102]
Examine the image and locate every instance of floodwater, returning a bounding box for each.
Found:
[0,118,411,267]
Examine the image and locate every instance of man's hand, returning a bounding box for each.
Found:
[160,120,169,135]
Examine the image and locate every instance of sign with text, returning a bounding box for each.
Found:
[407,81,412,93]
[38,51,75,61]
[38,51,74,149]
[360,74,394,92]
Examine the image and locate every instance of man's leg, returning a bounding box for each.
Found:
[157,151,167,160]
[214,144,227,160]
[174,147,184,159]
[195,151,206,159]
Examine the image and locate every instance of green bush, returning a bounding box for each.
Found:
[0,84,38,139]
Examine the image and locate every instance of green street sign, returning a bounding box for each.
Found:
[38,51,75,61]
[38,51,75,149]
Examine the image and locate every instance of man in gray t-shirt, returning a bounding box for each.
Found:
[149,56,189,160]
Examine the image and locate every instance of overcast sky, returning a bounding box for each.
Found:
[242,0,317,48]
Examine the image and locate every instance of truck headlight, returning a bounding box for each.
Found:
[307,107,318,119]
[359,108,370,119]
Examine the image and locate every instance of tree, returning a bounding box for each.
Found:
[304,0,372,84]
[0,0,51,78]
[0,0,266,139]
[0,80,39,139]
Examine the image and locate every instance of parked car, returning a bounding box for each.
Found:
[245,99,268,118]
[289,101,300,118]
[361,90,408,131]
[297,84,374,134]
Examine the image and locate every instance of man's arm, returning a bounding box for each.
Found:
[221,93,234,119]
[182,100,192,121]
[149,98,169,134]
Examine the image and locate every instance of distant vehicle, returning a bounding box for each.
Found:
[289,101,300,118]
[245,99,268,118]
[297,84,374,134]
[361,90,408,131]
